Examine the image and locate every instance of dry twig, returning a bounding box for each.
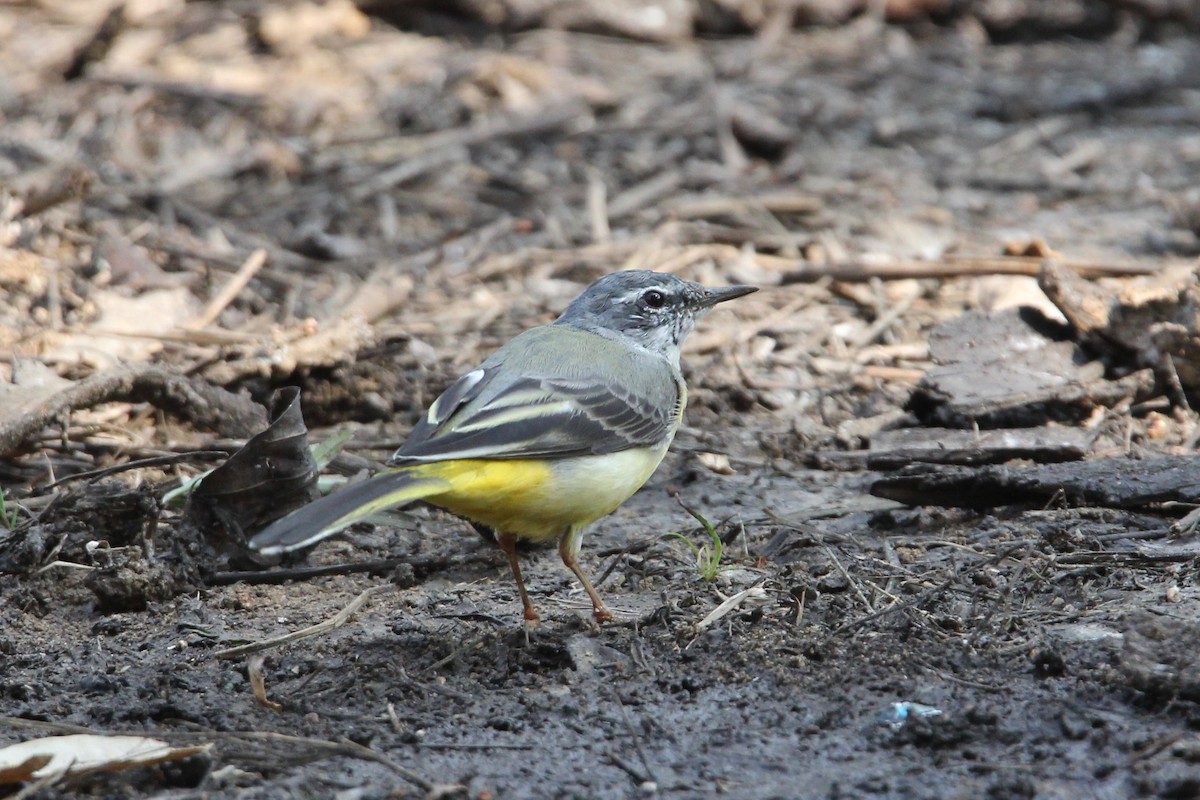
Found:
[187,249,268,330]
[213,584,393,659]
[0,365,266,457]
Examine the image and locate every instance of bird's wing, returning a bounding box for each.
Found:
[390,361,680,465]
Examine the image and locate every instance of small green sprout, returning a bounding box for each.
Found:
[667,497,724,582]
[0,491,21,529]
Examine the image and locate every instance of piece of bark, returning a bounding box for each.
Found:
[1037,260,1116,338]
[865,426,1097,468]
[0,365,267,458]
[1041,261,1200,392]
[908,309,1153,427]
[871,455,1200,509]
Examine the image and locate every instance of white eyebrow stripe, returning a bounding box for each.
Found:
[613,289,646,305]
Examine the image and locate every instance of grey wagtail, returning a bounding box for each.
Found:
[248,270,756,622]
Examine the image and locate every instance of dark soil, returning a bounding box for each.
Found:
[3,2,1200,798]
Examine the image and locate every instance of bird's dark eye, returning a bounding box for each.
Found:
[642,289,667,308]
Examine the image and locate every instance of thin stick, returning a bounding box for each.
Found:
[608,688,657,787]
[0,365,266,457]
[779,254,1163,282]
[606,170,682,221]
[587,168,610,242]
[420,742,534,751]
[828,544,1027,637]
[226,730,436,791]
[247,655,282,712]
[823,545,874,613]
[213,584,392,659]
[207,558,413,586]
[86,74,262,107]
[41,451,229,490]
[187,248,267,330]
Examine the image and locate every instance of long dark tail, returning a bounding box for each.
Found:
[247,468,450,555]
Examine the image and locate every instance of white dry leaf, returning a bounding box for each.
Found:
[46,286,201,368]
[0,248,51,293]
[465,54,615,114]
[748,334,776,361]
[259,0,371,53]
[0,359,72,416]
[696,586,770,630]
[864,215,955,261]
[972,275,1067,323]
[0,734,210,781]
[696,451,735,475]
[101,27,170,74]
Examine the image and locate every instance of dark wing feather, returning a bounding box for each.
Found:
[390,372,679,465]
[402,365,497,447]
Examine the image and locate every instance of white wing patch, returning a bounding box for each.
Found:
[425,368,486,426]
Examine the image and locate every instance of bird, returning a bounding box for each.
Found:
[247,270,757,623]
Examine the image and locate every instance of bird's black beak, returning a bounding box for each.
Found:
[695,284,758,309]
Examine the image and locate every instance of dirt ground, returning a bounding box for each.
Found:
[4,2,1200,798]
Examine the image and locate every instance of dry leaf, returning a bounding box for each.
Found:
[43,286,201,367]
[259,0,371,53]
[0,734,209,781]
[696,451,735,475]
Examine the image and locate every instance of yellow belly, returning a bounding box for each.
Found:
[413,447,668,543]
